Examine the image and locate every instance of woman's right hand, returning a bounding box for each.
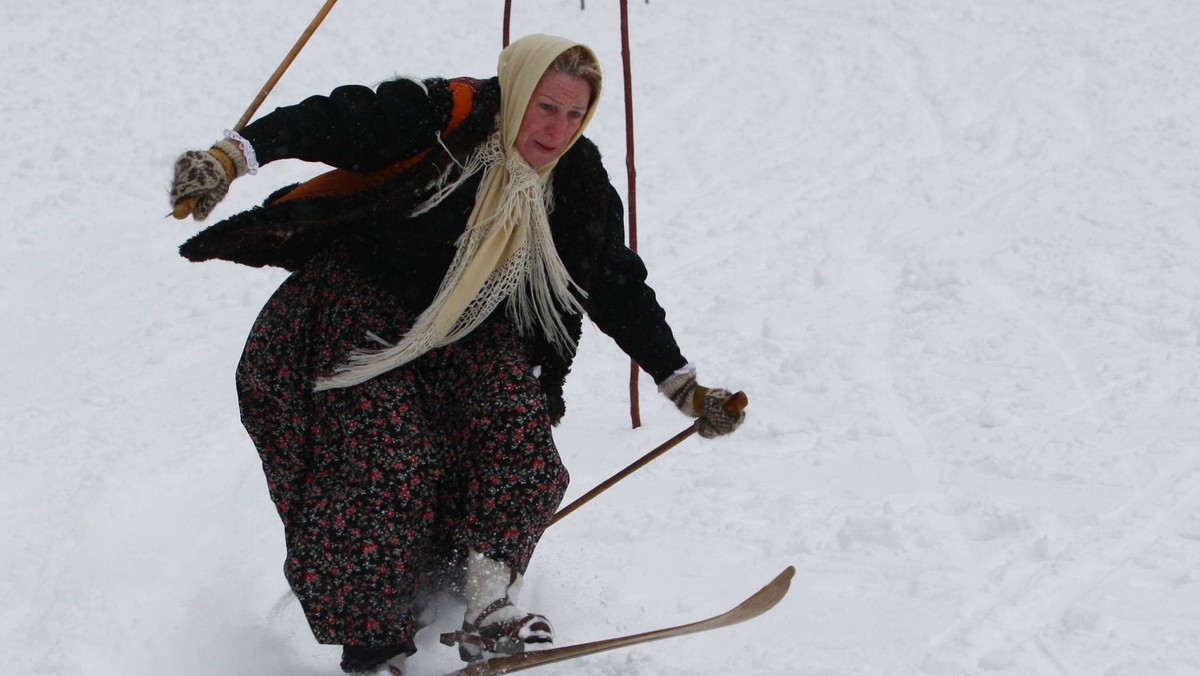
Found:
[170,140,247,221]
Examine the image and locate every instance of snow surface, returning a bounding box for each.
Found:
[4,1,1200,674]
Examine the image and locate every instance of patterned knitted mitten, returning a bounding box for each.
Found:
[658,368,746,438]
[169,140,246,221]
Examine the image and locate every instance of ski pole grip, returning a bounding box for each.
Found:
[723,391,748,415]
[172,197,197,220]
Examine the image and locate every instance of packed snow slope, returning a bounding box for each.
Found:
[3,1,1200,674]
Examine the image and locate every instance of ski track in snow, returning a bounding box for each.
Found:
[3,1,1200,675]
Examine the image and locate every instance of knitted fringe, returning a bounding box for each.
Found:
[314,132,585,391]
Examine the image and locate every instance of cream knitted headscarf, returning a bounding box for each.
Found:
[315,35,600,390]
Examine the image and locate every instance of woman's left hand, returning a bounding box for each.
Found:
[658,368,746,438]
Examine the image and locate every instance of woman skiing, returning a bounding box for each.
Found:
[170,34,744,674]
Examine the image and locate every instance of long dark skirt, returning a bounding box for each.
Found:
[235,247,569,650]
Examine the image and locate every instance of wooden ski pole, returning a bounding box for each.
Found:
[548,391,748,527]
[173,0,340,219]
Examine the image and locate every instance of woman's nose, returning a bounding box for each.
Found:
[547,115,568,139]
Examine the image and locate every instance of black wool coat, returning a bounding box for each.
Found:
[181,76,688,416]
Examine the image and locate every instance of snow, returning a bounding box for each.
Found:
[3,0,1200,674]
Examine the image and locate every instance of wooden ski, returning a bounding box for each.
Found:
[449,566,795,675]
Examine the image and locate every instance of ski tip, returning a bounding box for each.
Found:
[768,565,796,599]
[733,565,797,620]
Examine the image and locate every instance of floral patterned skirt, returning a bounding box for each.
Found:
[235,247,568,650]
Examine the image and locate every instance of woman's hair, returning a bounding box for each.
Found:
[549,46,602,101]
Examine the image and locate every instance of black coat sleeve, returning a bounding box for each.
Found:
[239,78,453,172]
[547,139,690,386]
[581,183,690,385]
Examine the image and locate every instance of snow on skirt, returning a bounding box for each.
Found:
[235,246,569,650]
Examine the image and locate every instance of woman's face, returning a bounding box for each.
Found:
[515,71,591,170]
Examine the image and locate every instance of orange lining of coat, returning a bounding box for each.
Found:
[272,79,479,205]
